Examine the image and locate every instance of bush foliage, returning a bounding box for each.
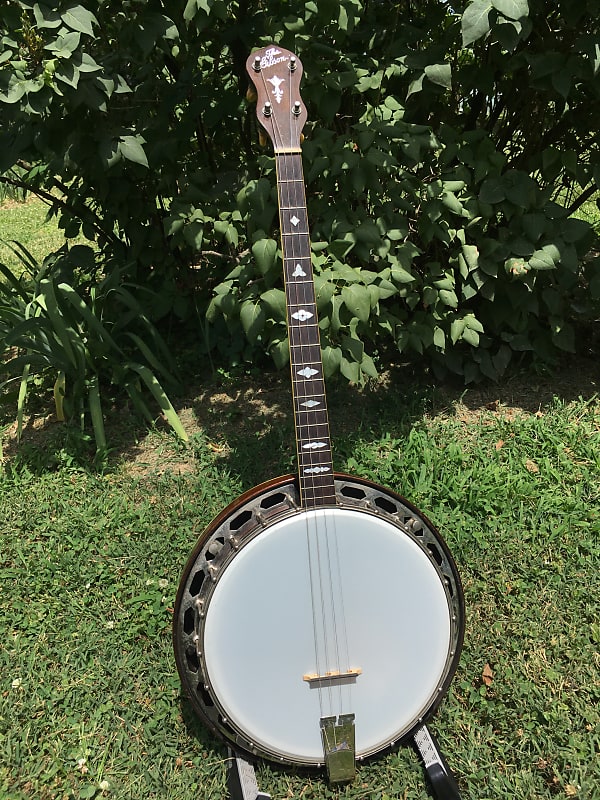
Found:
[1,0,600,384]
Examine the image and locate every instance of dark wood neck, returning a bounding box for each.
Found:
[275,152,336,508]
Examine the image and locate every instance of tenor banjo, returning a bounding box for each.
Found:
[173,45,465,793]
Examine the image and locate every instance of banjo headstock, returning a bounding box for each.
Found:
[246,45,307,153]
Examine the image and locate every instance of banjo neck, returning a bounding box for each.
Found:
[247,45,335,508]
[275,151,336,508]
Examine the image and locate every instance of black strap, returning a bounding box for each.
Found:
[413,725,462,800]
[226,750,271,800]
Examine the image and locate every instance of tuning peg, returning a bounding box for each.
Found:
[258,130,268,148]
[246,85,257,103]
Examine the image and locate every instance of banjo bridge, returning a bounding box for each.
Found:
[303,667,362,688]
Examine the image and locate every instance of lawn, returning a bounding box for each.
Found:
[1,363,599,800]
[0,197,67,275]
[1,193,599,799]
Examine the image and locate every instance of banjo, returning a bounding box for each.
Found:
[173,45,465,794]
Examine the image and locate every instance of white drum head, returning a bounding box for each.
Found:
[202,507,452,763]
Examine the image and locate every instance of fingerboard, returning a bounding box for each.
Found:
[275,152,336,508]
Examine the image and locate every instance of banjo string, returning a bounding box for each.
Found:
[265,67,352,719]
[284,143,350,716]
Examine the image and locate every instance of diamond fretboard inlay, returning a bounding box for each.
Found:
[297,367,318,378]
[291,309,313,321]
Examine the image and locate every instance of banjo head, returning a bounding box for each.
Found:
[173,475,464,768]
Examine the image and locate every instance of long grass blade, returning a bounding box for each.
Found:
[58,282,122,355]
[16,362,30,441]
[124,332,179,386]
[0,239,39,276]
[124,381,154,425]
[87,374,107,452]
[124,362,188,442]
[54,371,66,421]
[0,260,30,300]
[38,279,86,373]
[115,285,178,371]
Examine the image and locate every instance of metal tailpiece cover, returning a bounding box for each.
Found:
[320,714,356,783]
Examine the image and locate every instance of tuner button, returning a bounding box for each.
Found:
[289,56,297,72]
[253,55,261,72]
[293,101,302,116]
[245,86,257,103]
[262,101,272,117]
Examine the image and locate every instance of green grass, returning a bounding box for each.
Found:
[0,197,67,274]
[1,377,599,800]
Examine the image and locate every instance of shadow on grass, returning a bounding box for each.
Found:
[2,353,598,483]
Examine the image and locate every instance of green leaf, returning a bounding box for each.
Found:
[459,244,479,278]
[441,191,466,216]
[1,75,28,104]
[75,52,102,73]
[183,220,203,250]
[340,355,361,383]
[438,288,458,308]
[424,63,452,89]
[433,326,446,349]
[55,61,80,89]
[33,4,62,29]
[341,284,371,323]
[529,246,558,270]
[269,337,289,369]
[450,318,467,344]
[240,300,265,343]
[260,288,286,320]
[491,0,528,20]
[466,314,484,333]
[183,0,199,21]
[251,238,277,276]
[44,31,81,57]
[551,322,575,352]
[360,353,378,379]
[522,213,547,242]
[99,137,120,168]
[313,276,336,310]
[61,4,98,37]
[322,345,342,377]
[341,334,364,362]
[462,0,493,47]
[407,73,425,97]
[462,326,480,346]
[119,136,149,168]
[390,265,415,284]
[479,177,505,204]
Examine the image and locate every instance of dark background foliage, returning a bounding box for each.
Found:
[1,0,599,386]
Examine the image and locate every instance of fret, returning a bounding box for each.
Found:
[296,422,330,435]
[289,344,321,353]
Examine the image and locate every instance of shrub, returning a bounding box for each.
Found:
[1,0,599,383]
